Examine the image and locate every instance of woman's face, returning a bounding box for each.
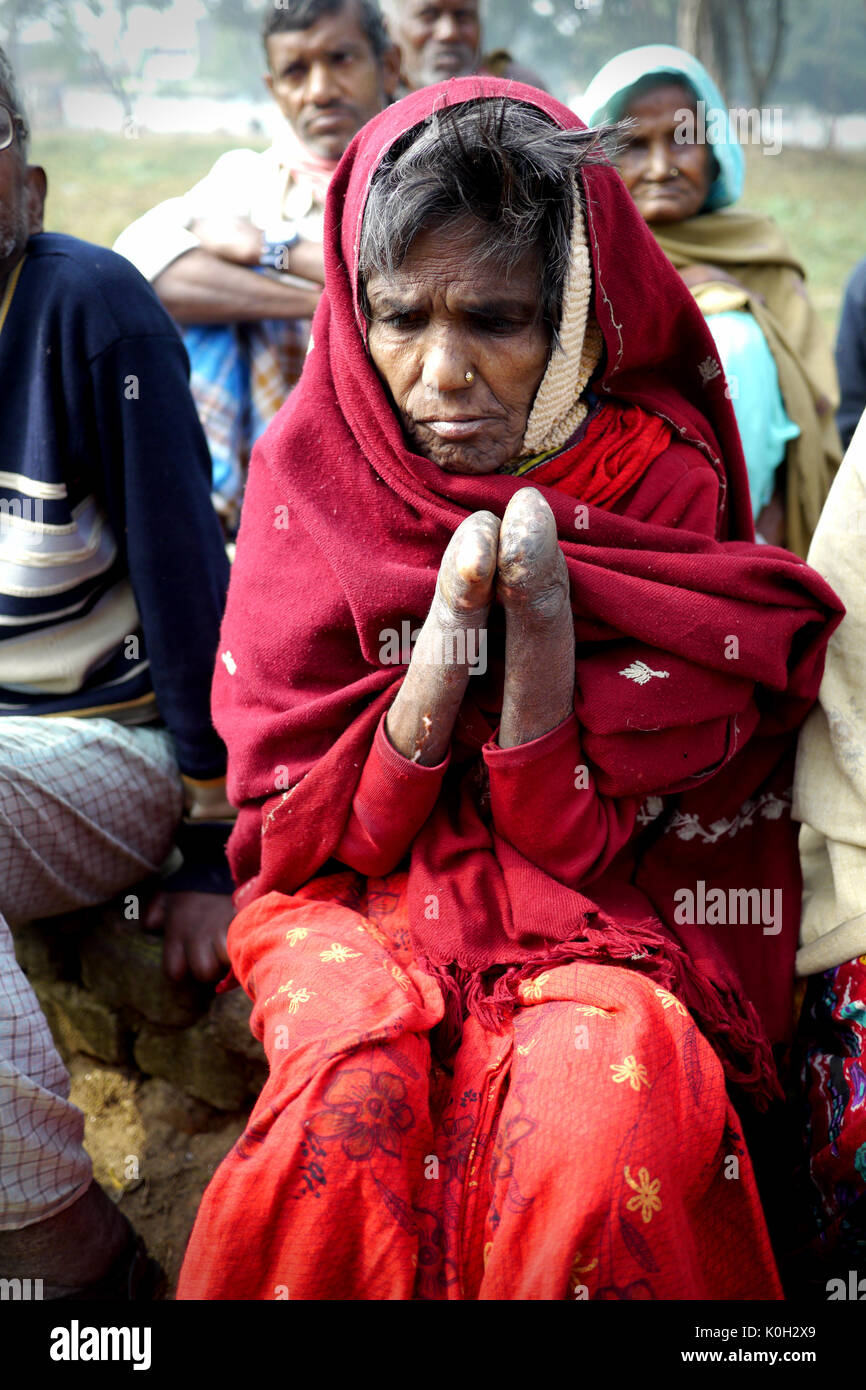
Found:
[617,81,713,225]
[365,217,551,474]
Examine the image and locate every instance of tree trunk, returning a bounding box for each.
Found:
[676,0,727,92]
[733,0,787,108]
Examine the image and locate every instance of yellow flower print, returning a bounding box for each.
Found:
[319,942,361,963]
[610,1055,650,1091]
[624,1166,662,1224]
[274,979,313,1013]
[568,1248,598,1298]
[386,962,411,993]
[285,927,309,947]
[654,987,687,1017]
[520,972,551,1002]
[360,920,389,947]
[574,1004,614,1019]
[262,978,313,1011]
[516,1038,538,1057]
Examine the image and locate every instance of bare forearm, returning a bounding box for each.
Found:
[154,249,321,324]
[496,491,575,750]
[189,217,326,285]
[386,513,499,766]
[498,602,575,748]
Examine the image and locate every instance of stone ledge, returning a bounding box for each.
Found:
[12,906,266,1113]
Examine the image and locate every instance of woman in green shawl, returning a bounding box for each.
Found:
[583,44,841,557]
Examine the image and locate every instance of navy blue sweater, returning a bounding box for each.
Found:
[0,233,229,780]
[836,255,866,452]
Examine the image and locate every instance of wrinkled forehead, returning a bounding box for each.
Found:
[385,0,481,30]
[617,73,699,125]
[340,78,579,324]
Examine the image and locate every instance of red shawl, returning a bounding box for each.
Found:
[214,79,842,1103]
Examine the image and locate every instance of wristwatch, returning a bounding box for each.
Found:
[259,222,301,271]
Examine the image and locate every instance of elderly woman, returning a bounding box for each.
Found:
[583,45,841,557]
[177,79,840,1301]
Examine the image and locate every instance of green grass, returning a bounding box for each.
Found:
[741,143,866,335]
[31,129,866,337]
[32,130,269,252]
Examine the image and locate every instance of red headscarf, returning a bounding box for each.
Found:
[214,79,842,1102]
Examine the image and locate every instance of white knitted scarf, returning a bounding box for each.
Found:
[521,184,603,458]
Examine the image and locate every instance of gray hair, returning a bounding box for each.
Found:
[0,46,29,158]
[358,99,616,334]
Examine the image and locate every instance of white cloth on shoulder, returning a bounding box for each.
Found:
[793,409,866,975]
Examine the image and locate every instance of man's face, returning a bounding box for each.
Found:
[385,1,481,89]
[0,122,45,284]
[264,3,400,161]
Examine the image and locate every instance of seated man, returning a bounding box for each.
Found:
[836,255,866,451]
[380,0,548,93]
[114,0,399,532]
[0,46,234,1297]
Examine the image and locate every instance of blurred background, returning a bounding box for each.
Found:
[2,0,865,332]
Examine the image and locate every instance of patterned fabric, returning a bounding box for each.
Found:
[178,872,782,1300]
[0,922,90,1232]
[184,314,308,531]
[796,953,866,1266]
[0,717,182,1228]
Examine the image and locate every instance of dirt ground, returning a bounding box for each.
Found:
[68,1057,249,1297]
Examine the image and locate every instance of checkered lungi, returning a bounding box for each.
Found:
[184,313,308,533]
[0,717,183,1229]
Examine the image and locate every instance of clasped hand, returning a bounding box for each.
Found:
[385,487,575,764]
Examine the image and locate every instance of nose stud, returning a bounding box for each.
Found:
[668,167,679,177]
[465,370,475,384]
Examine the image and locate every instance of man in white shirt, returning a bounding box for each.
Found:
[114,0,399,530]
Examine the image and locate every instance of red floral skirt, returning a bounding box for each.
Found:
[178,872,782,1300]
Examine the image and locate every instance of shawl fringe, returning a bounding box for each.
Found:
[421,914,781,1110]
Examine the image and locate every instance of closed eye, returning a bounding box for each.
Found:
[472,314,522,333]
[382,311,426,329]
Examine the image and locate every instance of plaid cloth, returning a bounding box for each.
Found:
[184,312,308,534]
[0,717,182,1229]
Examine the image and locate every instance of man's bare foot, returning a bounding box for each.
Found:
[386,511,499,764]
[497,488,575,748]
[145,890,234,982]
[0,1180,130,1289]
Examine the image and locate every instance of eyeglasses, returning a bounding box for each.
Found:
[0,102,28,153]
